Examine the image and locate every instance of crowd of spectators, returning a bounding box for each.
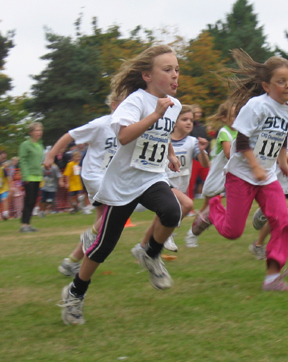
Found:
[0,138,92,223]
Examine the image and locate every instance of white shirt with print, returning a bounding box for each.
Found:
[94,88,182,206]
[225,94,288,185]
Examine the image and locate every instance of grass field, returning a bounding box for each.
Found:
[1,200,287,362]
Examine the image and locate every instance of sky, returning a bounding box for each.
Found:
[1,0,288,97]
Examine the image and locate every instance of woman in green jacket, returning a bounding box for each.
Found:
[18,122,44,232]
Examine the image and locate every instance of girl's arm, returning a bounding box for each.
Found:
[278,147,288,176]
[242,149,267,181]
[222,141,231,159]
[197,137,210,168]
[44,133,74,169]
[167,142,181,172]
[118,98,174,145]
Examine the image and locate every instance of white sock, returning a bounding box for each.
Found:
[264,273,280,284]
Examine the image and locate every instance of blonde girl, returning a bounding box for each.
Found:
[59,45,182,325]
[193,50,288,291]
[187,101,237,246]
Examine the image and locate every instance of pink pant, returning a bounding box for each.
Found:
[209,172,288,269]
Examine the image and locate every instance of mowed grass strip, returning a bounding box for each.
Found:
[0,200,287,362]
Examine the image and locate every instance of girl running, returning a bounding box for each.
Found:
[193,49,288,291]
[44,92,123,277]
[59,44,182,325]
[130,104,209,255]
[187,101,237,246]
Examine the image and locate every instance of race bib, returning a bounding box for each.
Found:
[101,148,117,170]
[130,131,169,172]
[169,154,189,178]
[254,130,286,169]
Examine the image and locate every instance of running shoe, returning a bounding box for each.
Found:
[192,207,212,236]
[164,235,178,252]
[185,228,199,247]
[252,208,267,230]
[58,283,85,325]
[58,258,80,277]
[262,270,288,291]
[248,241,266,260]
[81,228,97,253]
[137,248,173,290]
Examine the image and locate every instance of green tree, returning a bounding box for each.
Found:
[0,30,14,95]
[275,31,288,58]
[207,0,273,65]
[29,20,149,145]
[0,95,32,157]
[177,32,229,117]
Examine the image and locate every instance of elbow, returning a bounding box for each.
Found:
[118,136,128,146]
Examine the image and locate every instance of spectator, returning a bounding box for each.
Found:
[10,168,24,218]
[38,163,64,217]
[0,161,12,220]
[187,104,210,206]
[63,150,83,214]
[18,122,44,232]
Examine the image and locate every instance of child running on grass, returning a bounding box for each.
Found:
[44,92,123,277]
[131,104,209,255]
[58,44,182,325]
[193,49,288,291]
[187,101,237,247]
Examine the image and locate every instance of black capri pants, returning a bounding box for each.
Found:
[87,181,181,263]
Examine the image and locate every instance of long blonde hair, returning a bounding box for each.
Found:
[111,45,175,98]
[226,49,288,115]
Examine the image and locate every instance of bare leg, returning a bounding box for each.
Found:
[78,255,99,281]
[256,222,270,247]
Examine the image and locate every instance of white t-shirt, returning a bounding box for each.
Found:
[94,88,182,206]
[225,94,288,185]
[68,115,117,187]
[165,136,200,193]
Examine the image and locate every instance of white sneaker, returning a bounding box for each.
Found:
[249,241,266,260]
[82,208,92,215]
[81,228,98,253]
[131,243,144,260]
[58,283,85,325]
[252,208,267,230]
[164,235,178,252]
[137,249,173,290]
[58,258,81,277]
[185,229,199,247]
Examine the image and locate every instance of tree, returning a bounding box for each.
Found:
[0,95,32,157]
[207,0,273,65]
[177,32,230,117]
[275,31,288,59]
[29,20,149,145]
[0,30,14,95]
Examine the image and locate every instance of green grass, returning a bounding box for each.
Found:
[0,200,285,361]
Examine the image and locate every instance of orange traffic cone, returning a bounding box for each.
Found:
[124,217,136,227]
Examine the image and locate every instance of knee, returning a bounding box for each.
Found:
[158,205,181,227]
[181,198,193,216]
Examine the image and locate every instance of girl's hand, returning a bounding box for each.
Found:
[252,165,267,182]
[168,155,181,172]
[43,154,54,170]
[154,98,174,119]
[197,137,208,151]
[280,163,288,176]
